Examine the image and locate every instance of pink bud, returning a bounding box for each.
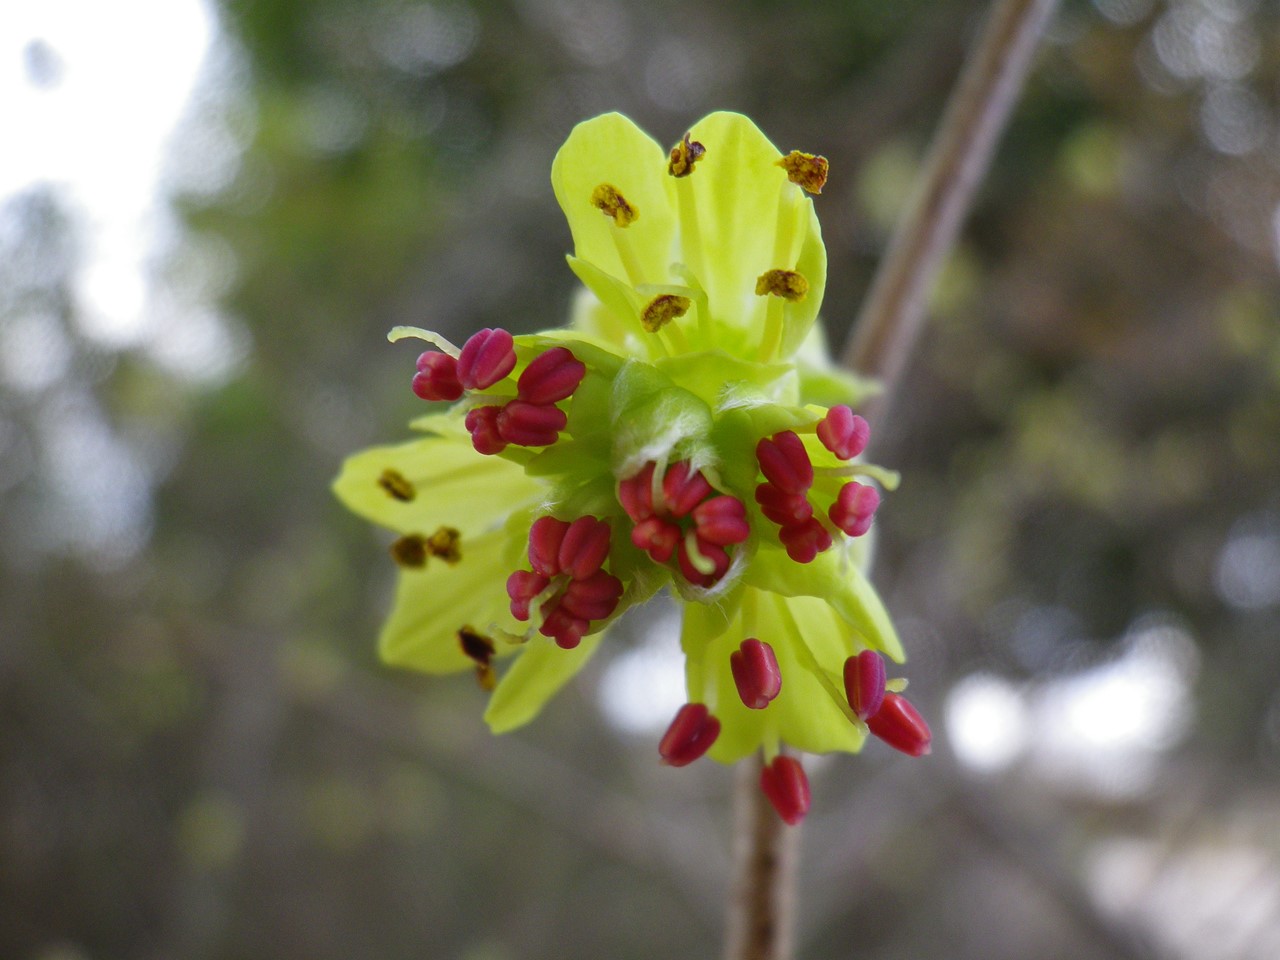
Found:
[559,569,623,621]
[497,400,567,447]
[867,692,932,757]
[540,606,589,649]
[412,352,463,402]
[759,755,810,826]
[731,639,782,709]
[528,516,570,576]
[506,570,550,621]
[631,516,681,563]
[755,482,813,526]
[843,650,886,721]
[456,327,516,390]
[662,461,713,517]
[516,346,586,405]
[464,405,507,455]
[557,516,612,580]
[756,431,813,495]
[692,495,750,546]
[816,405,870,460]
[777,517,832,564]
[658,703,720,766]
[677,536,731,587]
[618,463,657,522]
[829,482,880,537]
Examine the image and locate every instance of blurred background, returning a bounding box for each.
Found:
[2,0,1279,957]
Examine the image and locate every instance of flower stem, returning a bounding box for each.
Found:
[841,0,1062,410]
[723,754,799,960]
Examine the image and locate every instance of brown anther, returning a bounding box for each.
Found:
[458,626,497,692]
[641,294,691,333]
[377,468,415,502]
[667,133,706,178]
[590,183,638,227]
[389,534,427,568]
[755,270,809,302]
[777,151,829,193]
[426,526,462,565]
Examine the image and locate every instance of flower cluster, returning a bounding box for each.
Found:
[334,112,930,825]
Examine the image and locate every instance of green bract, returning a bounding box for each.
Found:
[334,112,916,789]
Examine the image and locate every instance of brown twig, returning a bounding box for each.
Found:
[841,0,1062,414]
[726,1,1061,957]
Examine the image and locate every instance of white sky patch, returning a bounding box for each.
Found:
[0,0,215,345]
[597,603,687,735]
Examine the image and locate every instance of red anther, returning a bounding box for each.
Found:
[412,351,463,402]
[631,516,681,563]
[618,462,657,522]
[528,516,570,577]
[778,517,832,564]
[662,461,713,517]
[692,495,750,546]
[868,692,932,757]
[755,431,813,495]
[677,536,731,587]
[843,650,886,721]
[558,516,612,580]
[497,400,567,447]
[516,346,586,405]
[540,606,589,649]
[759,755,811,826]
[456,327,516,390]
[755,482,813,526]
[658,703,721,767]
[464,405,507,455]
[731,638,782,709]
[816,405,870,460]
[829,482,880,537]
[506,570,550,621]
[559,569,623,621]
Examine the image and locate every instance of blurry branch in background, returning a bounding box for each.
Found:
[728,1,1063,958]
[841,0,1062,422]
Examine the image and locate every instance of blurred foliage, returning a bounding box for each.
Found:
[3,1,1280,958]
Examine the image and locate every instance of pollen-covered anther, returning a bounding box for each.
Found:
[755,482,813,526]
[829,482,880,538]
[692,495,750,546]
[426,526,462,564]
[756,431,814,495]
[377,468,415,502]
[389,534,428,568]
[677,533,731,588]
[778,517,832,564]
[456,327,516,391]
[464,405,507,455]
[816,405,870,460]
[843,650,886,721]
[667,133,706,178]
[777,150,829,194]
[497,400,567,447]
[658,703,720,766]
[868,692,932,757]
[662,461,714,517]
[640,294,691,334]
[760,755,811,826]
[458,626,498,691]
[631,516,681,563]
[755,269,809,302]
[412,351,464,402]
[590,183,638,227]
[517,347,586,405]
[731,639,782,709]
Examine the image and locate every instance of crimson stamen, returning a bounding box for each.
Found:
[759,755,811,826]
[843,650,886,721]
[631,516,681,563]
[528,516,570,576]
[777,517,832,564]
[456,327,516,390]
[816,405,870,460]
[557,516,612,580]
[497,400,567,447]
[677,535,730,587]
[755,482,813,526]
[412,351,463,402]
[618,463,657,522]
[867,692,932,757]
[662,461,713,517]
[464,405,506,455]
[658,703,720,766]
[517,346,586,405]
[731,639,782,709]
[829,482,880,538]
[756,431,813,495]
